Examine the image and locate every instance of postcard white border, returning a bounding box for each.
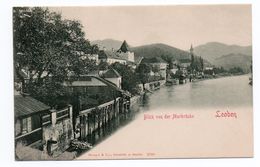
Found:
[0,0,259,167]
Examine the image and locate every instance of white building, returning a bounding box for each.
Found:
[140,57,168,80]
[117,40,135,62]
[98,50,127,65]
[102,68,122,88]
[98,40,135,65]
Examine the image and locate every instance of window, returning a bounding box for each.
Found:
[21,117,32,134]
[15,119,21,136]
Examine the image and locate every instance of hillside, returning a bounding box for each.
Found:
[91,39,124,51]
[131,43,190,60]
[91,39,211,65]
[194,42,252,63]
[214,53,252,72]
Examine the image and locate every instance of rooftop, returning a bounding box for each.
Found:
[118,40,130,53]
[15,95,50,118]
[98,50,126,61]
[102,68,121,78]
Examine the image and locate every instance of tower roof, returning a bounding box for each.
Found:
[118,40,130,53]
[190,44,194,52]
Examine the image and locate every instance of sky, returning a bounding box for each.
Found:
[51,5,251,50]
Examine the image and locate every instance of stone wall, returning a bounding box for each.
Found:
[138,79,166,92]
[42,105,74,157]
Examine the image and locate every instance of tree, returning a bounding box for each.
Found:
[98,61,109,71]
[211,67,226,74]
[13,7,97,83]
[151,66,160,73]
[161,54,173,69]
[229,67,244,74]
[110,63,139,94]
[91,44,99,54]
[199,56,204,71]
[136,63,151,90]
[174,69,184,79]
[13,7,98,107]
[190,54,195,72]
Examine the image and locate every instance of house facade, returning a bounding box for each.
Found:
[140,57,168,80]
[14,93,74,158]
[102,68,122,88]
[63,74,124,110]
[117,40,135,62]
[98,40,135,65]
[98,50,127,65]
[14,70,75,158]
[15,95,51,146]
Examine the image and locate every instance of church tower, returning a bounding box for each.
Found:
[190,44,194,56]
[117,40,135,62]
[190,44,194,71]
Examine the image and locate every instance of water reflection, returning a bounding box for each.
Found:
[141,75,252,110]
[82,105,140,150]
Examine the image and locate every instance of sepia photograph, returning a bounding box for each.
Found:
[13,5,253,161]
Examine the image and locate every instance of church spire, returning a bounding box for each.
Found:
[190,44,194,54]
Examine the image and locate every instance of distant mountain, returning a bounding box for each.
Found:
[91,39,211,65]
[214,53,252,72]
[91,39,124,51]
[131,43,190,60]
[194,42,252,63]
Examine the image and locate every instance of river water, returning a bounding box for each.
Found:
[141,74,252,110]
[77,75,253,159]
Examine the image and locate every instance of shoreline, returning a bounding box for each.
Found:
[63,74,251,160]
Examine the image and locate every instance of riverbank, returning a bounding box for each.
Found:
[182,73,251,85]
[77,75,253,159]
[57,76,252,159]
[60,93,145,159]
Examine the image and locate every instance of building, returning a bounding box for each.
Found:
[102,68,122,88]
[140,57,168,80]
[98,40,135,65]
[15,94,75,158]
[15,94,51,146]
[63,74,126,110]
[179,58,191,68]
[117,40,135,62]
[204,66,215,75]
[82,54,99,64]
[177,45,194,74]
[170,64,179,75]
[98,50,127,65]
[14,70,75,158]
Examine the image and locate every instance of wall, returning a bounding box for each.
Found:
[118,51,135,62]
[104,77,122,88]
[42,106,74,157]
[138,79,166,92]
[65,78,107,87]
[107,58,127,65]
[76,98,121,141]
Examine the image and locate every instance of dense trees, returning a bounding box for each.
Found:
[229,67,244,74]
[13,7,98,106]
[190,56,204,73]
[110,63,140,94]
[14,7,96,81]
[136,63,151,90]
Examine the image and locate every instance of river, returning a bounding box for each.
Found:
[77,75,253,159]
